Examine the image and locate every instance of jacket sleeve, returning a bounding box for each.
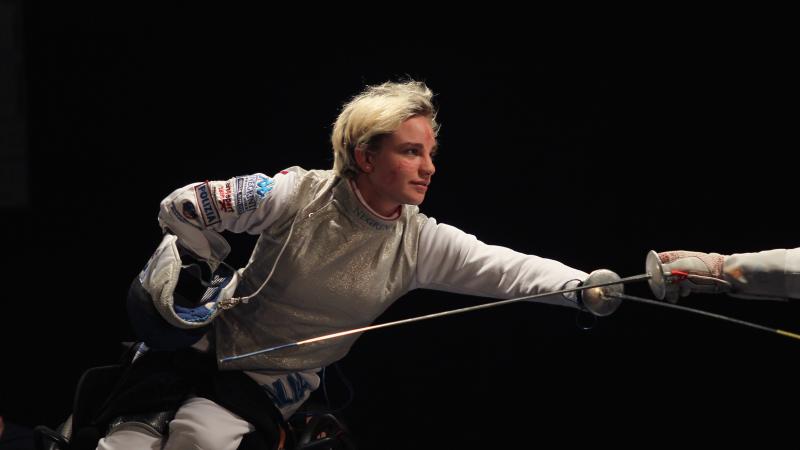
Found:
[412,217,589,309]
[157,167,303,264]
[724,248,800,300]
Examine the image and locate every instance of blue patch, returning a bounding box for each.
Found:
[181,200,198,220]
[171,204,203,230]
[263,373,313,407]
[256,175,274,198]
[235,174,273,215]
[193,182,221,226]
[174,304,215,323]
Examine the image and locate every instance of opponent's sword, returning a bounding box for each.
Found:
[605,292,800,341]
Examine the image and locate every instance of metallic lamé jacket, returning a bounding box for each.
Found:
[216,168,426,371]
[158,167,590,373]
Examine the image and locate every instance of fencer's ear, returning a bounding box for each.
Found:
[354,144,373,173]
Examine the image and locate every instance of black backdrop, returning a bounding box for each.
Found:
[2,5,798,448]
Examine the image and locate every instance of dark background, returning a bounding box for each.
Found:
[2,3,797,448]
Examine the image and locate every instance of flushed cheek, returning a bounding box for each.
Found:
[394,160,417,180]
[380,162,409,188]
[378,168,399,186]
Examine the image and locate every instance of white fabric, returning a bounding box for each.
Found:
[414,218,587,305]
[139,234,183,328]
[96,397,255,450]
[96,423,162,450]
[158,170,300,262]
[138,233,183,327]
[724,248,800,300]
[139,233,225,329]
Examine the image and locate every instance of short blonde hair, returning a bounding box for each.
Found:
[331,80,439,179]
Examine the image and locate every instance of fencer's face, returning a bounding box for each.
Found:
[360,116,437,215]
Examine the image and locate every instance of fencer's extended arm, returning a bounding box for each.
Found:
[157,168,301,266]
[658,248,800,301]
[724,248,800,300]
[412,218,589,309]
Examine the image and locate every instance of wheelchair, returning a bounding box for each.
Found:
[32,342,357,450]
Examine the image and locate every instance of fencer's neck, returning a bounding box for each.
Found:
[349,179,401,220]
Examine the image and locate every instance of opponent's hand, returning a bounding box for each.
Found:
[658,250,730,302]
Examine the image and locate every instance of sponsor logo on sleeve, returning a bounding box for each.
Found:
[256,176,274,198]
[193,182,221,226]
[215,181,235,214]
[235,174,274,214]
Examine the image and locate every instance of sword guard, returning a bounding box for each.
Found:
[581,269,623,316]
[646,250,669,301]
[646,250,688,303]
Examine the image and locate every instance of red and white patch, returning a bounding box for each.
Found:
[214,181,235,214]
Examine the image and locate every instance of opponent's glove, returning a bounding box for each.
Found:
[657,250,730,302]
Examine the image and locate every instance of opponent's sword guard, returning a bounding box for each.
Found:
[646,250,669,301]
[580,269,623,316]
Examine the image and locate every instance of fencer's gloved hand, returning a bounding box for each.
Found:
[658,250,731,302]
[129,232,239,350]
[173,241,239,312]
[174,245,214,307]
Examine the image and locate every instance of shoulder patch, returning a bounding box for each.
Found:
[181,200,198,220]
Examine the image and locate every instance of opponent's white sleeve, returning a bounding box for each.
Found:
[157,168,301,263]
[413,218,589,308]
[724,248,800,300]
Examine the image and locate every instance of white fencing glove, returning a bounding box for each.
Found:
[656,250,731,302]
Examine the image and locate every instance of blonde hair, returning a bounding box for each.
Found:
[331,80,439,179]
